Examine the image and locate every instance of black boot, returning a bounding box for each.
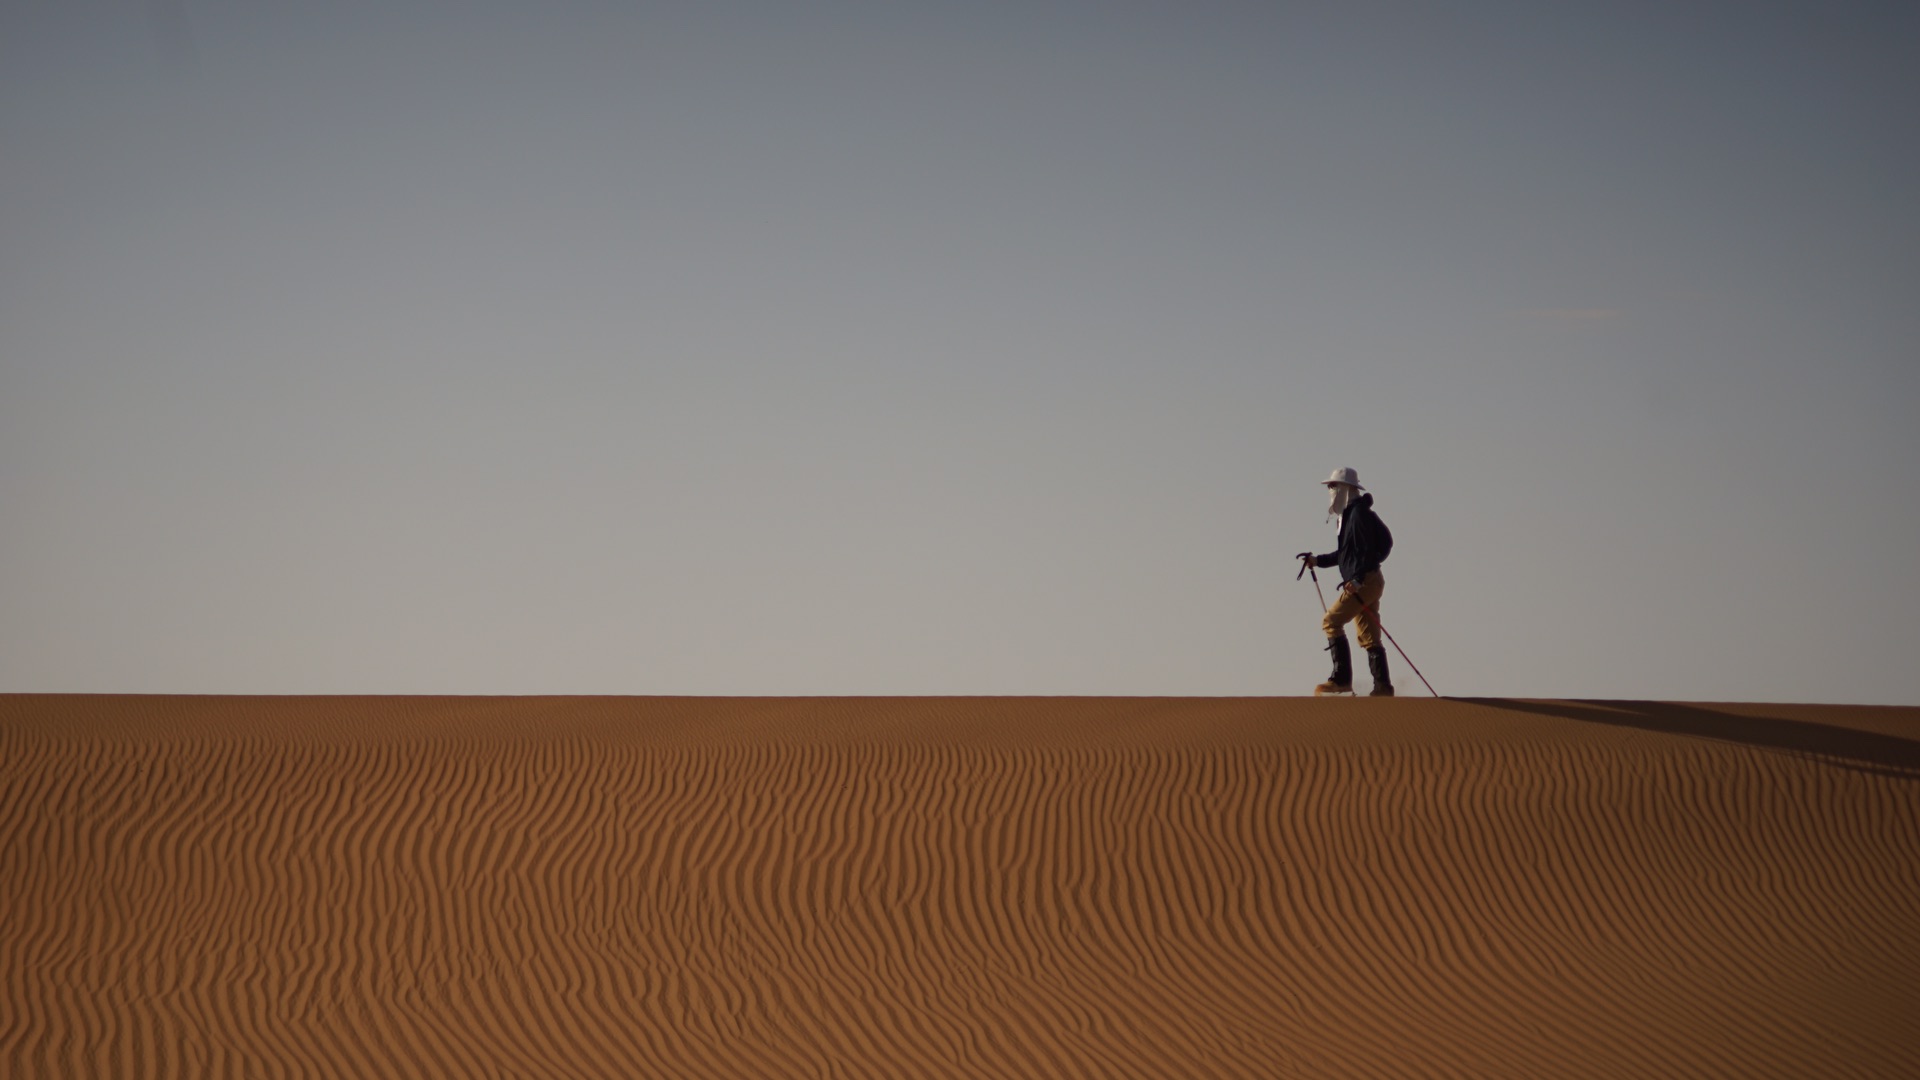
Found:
[1314,635,1353,696]
[1367,646,1394,697]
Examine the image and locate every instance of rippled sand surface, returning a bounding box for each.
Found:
[5,695,1917,1078]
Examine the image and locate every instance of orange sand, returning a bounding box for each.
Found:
[4,695,1917,1078]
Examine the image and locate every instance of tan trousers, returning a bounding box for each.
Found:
[1322,569,1384,651]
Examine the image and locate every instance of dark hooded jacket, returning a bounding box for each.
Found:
[1314,492,1392,586]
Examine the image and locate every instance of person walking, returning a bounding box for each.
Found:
[1297,467,1394,696]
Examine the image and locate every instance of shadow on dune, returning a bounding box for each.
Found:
[1459,698,1920,780]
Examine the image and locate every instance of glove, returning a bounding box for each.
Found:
[1295,552,1314,564]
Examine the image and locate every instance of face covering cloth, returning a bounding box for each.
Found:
[1326,484,1352,523]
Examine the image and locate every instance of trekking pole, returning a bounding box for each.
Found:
[1299,557,1440,698]
[1348,590,1439,698]
[1296,556,1329,612]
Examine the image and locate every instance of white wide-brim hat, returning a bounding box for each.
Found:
[1323,467,1364,490]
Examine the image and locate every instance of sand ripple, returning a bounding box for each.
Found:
[4,695,1918,1078]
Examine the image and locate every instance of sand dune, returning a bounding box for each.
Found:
[3,695,1917,1078]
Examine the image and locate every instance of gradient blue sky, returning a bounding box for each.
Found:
[4,2,1916,702]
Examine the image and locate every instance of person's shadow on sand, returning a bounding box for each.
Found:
[1459,699,1920,780]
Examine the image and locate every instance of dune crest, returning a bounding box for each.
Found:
[4,695,1918,1078]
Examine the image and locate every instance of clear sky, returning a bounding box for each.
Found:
[4,1,1916,703]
